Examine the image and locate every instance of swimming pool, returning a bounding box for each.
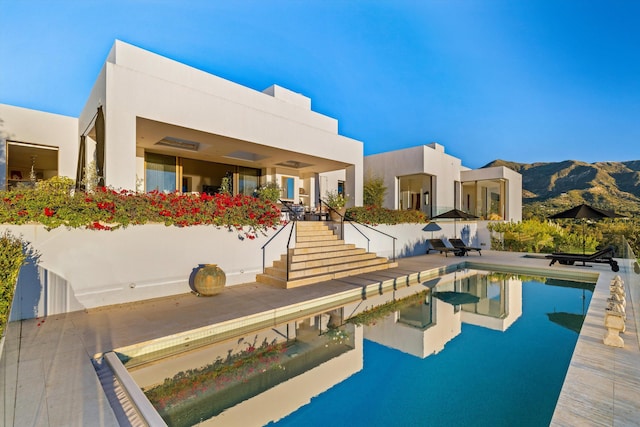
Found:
[272,272,593,427]
[132,269,593,426]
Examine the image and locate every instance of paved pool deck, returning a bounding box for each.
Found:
[5,250,640,426]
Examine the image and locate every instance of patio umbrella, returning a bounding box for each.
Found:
[548,203,623,255]
[546,312,585,334]
[422,222,442,239]
[432,209,478,238]
[433,291,480,306]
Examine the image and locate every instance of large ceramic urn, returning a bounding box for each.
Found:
[193,264,226,296]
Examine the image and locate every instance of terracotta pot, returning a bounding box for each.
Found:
[193,264,226,296]
[329,208,346,222]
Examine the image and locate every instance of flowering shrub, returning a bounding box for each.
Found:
[0,184,282,238]
[346,206,427,225]
[144,340,288,412]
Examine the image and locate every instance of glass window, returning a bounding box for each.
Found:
[337,180,345,195]
[282,177,295,199]
[145,152,176,192]
[239,167,261,196]
[6,141,59,189]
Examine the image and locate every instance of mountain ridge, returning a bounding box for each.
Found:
[483,159,640,217]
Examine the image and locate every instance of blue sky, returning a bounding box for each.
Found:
[1,0,639,168]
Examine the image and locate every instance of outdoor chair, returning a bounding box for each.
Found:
[545,245,619,272]
[428,239,466,257]
[449,238,482,256]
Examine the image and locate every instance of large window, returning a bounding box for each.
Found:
[6,141,58,190]
[145,152,176,192]
[461,179,505,220]
[239,167,261,196]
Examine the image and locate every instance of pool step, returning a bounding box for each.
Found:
[256,221,397,289]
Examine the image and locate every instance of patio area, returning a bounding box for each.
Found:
[2,250,639,426]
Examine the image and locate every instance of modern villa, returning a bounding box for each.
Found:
[0,40,520,222]
[1,41,637,427]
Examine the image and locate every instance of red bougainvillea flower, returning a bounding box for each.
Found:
[43,207,55,217]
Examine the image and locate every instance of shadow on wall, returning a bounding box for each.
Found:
[10,252,42,321]
[9,248,80,320]
[399,238,429,257]
[459,225,480,246]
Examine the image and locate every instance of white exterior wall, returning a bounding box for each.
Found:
[2,221,494,319]
[364,144,462,213]
[2,224,279,319]
[0,104,78,189]
[85,41,363,199]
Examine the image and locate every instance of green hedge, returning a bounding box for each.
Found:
[346,206,427,225]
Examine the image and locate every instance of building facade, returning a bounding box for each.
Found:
[1,40,521,221]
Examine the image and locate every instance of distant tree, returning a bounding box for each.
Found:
[363,174,387,207]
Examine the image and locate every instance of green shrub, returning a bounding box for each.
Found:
[346,206,427,225]
[0,232,25,338]
[363,174,387,207]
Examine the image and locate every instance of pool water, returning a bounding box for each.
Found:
[270,274,592,427]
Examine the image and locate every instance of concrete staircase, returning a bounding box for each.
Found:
[256,221,398,288]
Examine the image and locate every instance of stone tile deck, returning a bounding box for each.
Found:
[6,251,640,426]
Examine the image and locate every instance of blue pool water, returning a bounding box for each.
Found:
[270,275,592,427]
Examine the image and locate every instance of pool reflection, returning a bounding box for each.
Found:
[131,269,590,426]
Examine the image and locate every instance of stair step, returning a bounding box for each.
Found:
[256,261,399,289]
[287,257,390,279]
[290,243,356,255]
[295,239,348,248]
[287,247,366,262]
[274,252,377,270]
[296,234,338,243]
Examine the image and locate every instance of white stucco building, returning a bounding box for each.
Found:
[365,143,522,221]
[0,40,520,222]
[1,40,363,209]
[0,40,522,316]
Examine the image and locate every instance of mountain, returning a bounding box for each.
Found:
[483,159,640,218]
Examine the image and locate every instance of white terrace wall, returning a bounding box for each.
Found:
[3,220,493,320]
[2,224,280,320]
[341,221,487,260]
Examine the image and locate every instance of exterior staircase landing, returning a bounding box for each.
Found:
[256,221,398,288]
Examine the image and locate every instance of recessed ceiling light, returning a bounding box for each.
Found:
[155,137,200,151]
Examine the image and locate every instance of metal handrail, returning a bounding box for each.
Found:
[261,221,293,274]
[260,200,303,278]
[318,199,397,262]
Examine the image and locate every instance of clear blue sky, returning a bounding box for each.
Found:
[1,0,639,168]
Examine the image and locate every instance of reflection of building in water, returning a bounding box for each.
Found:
[130,311,363,427]
[359,270,523,358]
[364,293,462,358]
[208,322,363,427]
[459,271,523,332]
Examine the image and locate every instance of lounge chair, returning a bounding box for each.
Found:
[449,238,482,256]
[545,245,619,272]
[428,239,466,257]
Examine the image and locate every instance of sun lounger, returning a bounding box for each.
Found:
[449,238,482,256]
[545,245,619,272]
[428,239,466,257]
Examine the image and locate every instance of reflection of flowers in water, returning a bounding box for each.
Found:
[144,340,288,411]
[325,327,349,346]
